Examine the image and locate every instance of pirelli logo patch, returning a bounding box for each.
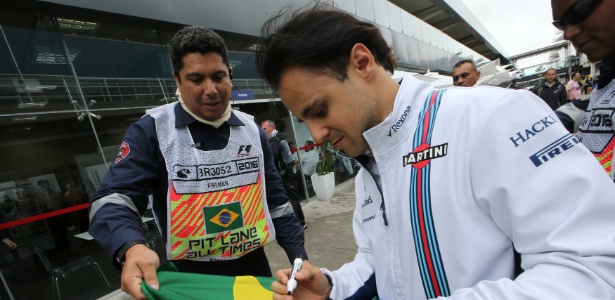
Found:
[530,134,579,167]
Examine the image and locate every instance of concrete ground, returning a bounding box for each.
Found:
[98,178,358,300]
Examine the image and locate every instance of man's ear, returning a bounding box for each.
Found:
[476,71,481,79]
[349,43,375,80]
[229,67,233,80]
[173,71,181,87]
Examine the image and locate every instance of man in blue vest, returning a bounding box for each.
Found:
[88,26,306,300]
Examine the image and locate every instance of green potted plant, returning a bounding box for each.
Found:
[316,141,335,175]
[311,141,336,200]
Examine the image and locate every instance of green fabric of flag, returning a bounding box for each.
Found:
[141,263,276,299]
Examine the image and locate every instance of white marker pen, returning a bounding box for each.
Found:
[287,255,304,295]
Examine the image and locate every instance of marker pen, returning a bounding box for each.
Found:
[287,255,304,295]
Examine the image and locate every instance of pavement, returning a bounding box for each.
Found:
[98,178,358,300]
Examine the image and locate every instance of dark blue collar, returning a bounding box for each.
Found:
[173,102,244,128]
[598,58,615,89]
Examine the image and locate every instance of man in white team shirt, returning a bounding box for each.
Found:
[257,4,615,300]
[552,0,615,180]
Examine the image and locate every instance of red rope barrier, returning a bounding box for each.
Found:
[290,142,322,154]
[0,203,89,230]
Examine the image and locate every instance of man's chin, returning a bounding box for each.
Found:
[339,148,363,158]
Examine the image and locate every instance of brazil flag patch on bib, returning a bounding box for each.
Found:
[204,201,244,234]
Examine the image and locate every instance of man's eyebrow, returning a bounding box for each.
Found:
[300,101,317,122]
[186,72,203,78]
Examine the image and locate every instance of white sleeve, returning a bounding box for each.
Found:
[322,170,377,299]
[447,90,615,299]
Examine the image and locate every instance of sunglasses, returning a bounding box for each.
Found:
[552,0,602,30]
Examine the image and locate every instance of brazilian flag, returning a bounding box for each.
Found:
[142,263,276,299]
[203,201,244,234]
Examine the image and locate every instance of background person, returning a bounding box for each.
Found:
[451,59,481,87]
[257,4,615,300]
[532,68,568,110]
[89,26,307,300]
[299,141,319,177]
[566,71,582,100]
[552,0,615,179]
[262,120,307,229]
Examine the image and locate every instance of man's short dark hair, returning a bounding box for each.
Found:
[169,26,230,80]
[453,59,477,72]
[256,4,396,91]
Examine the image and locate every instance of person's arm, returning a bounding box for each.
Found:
[559,84,568,106]
[555,109,575,133]
[89,116,160,260]
[271,169,376,300]
[1,238,16,250]
[88,116,162,299]
[449,90,615,299]
[319,169,378,299]
[259,128,308,264]
[268,138,284,174]
[301,153,318,176]
[0,231,17,250]
[565,81,573,100]
[530,85,539,96]
[281,140,294,165]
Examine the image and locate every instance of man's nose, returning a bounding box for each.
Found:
[562,23,582,42]
[203,79,217,96]
[306,121,330,144]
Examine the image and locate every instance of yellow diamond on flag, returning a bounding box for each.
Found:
[209,208,239,228]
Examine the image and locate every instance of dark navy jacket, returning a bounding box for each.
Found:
[531,80,567,110]
[89,103,306,275]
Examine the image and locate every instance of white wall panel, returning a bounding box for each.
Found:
[400,10,414,37]
[355,0,375,22]
[372,0,389,28]
[387,2,402,32]
[332,0,356,15]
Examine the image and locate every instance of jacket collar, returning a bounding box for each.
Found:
[598,58,615,89]
[173,102,244,128]
[362,75,434,155]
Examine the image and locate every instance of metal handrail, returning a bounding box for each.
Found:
[0,74,273,108]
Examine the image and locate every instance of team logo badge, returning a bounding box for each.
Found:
[387,106,412,137]
[115,141,130,164]
[238,145,252,157]
[403,143,448,168]
[176,168,191,179]
[530,134,579,167]
[509,116,557,147]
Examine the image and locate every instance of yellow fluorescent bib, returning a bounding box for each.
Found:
[169,175,271,260]
[147,103,276,262]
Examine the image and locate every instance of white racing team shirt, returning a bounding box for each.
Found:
[323,75,615,299]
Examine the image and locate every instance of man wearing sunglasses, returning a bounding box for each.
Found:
[552,0,615,180]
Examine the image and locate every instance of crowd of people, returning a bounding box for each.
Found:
[83,1,615,299]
